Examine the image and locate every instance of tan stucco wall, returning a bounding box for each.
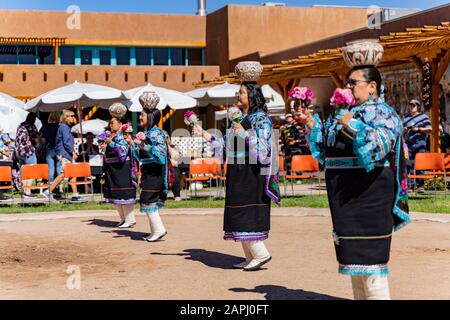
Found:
[0,65,219,98]
[0,10,206,46]
[226,5,369,62]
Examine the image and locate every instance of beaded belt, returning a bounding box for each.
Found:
[325,157,389,169]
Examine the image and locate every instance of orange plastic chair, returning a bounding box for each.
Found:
[185,158,213,197]
[285,155,319,195]
[0,166,14,204]
[21,164,49,204]
[63,162,94,200]
[408,153,445,194]
[278,155,285,173]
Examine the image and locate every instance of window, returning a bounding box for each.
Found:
[116,47,130,65]
[18,46,36,64]
[0,45,17,64]
[81,50,92,65]
[153,48,168,65]
[100,50,111,65]
[37,46,54,64]
[60,46,75,65]
[171,48,185,66]
[136,47,151,65]
[188,48,203,65]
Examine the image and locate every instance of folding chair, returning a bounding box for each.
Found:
[201,157,222,198]
[277,155,286,196]
[0,166,14,205]
[285,155,319,196]
[21,164,49,205]
[185,159,211,198]
[63,162,95,201]
[408,153,445,196]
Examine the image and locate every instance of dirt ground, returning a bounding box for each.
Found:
[0,208,449,300]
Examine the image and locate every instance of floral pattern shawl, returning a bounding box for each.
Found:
[211,111,281,206]
[307,100,410,231]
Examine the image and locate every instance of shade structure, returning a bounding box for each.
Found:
[126,83,197,112]
[24,81,129,159]
[187,82,284,107]
[0,92,42,138]
[186,82,240,107]
[71,119,109,136]
[24,81,129,112]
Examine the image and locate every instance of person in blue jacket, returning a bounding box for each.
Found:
[43,109,79,202]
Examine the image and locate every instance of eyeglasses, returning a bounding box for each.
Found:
[344,79,369,87]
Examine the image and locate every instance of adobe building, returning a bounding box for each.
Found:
[0,2,419,131]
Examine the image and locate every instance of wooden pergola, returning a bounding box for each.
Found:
[196,22,450,152]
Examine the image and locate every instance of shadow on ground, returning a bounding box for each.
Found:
[84,218,119,228]
[151,249,244,270]
[229,285,347,300]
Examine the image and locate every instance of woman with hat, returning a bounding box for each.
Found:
[193,61,280,271]
[133,92,169,242]
[402,99,431,190]
[100,103,137,228]
[299,40,410,299]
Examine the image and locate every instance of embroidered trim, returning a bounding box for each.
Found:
[225,203,270,208]
[338,264,389,277]
[105,198,136,205]
[140,202,164,213]
[224,231,269,242]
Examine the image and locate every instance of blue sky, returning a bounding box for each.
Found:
[0,0,447,14]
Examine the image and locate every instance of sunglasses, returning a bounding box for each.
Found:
[344,79,369,87]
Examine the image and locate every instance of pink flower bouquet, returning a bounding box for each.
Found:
[227,106,243,123]
[288,86,314,103]
[120,123,133,134]
[184,110,199,127]
[133,131,146,144]
[330,88,356,109]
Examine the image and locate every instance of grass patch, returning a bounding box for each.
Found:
[0,194,448,214]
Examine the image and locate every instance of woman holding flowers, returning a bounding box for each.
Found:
[133,92,168,242]
[98,103,137,228]
[193,61,280,272]
[298,40,410,300]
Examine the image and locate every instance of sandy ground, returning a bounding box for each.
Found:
[0,208,449,300]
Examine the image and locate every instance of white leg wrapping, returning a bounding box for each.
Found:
[363,276,391,300]
[123,205,136,224]
[144,210,167,242]
[351,276,366,300]
[232,242,253,269]
[117,205,125,223]
[243,241,271,271]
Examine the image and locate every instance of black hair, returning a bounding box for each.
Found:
[25,112,37,124]
[142,109,161,131]
[351,65,383,95]
[241,82,268,114]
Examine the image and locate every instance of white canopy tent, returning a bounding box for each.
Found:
[126,83,197,112]
[71,119,109,136]
[0,92,42,138]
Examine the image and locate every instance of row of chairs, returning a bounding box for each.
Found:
[408,152,450,195]
[0,162,94,205]
[183,155,321,198]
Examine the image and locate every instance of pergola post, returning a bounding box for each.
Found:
[275,78,301,114]
[430,50,450,152]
